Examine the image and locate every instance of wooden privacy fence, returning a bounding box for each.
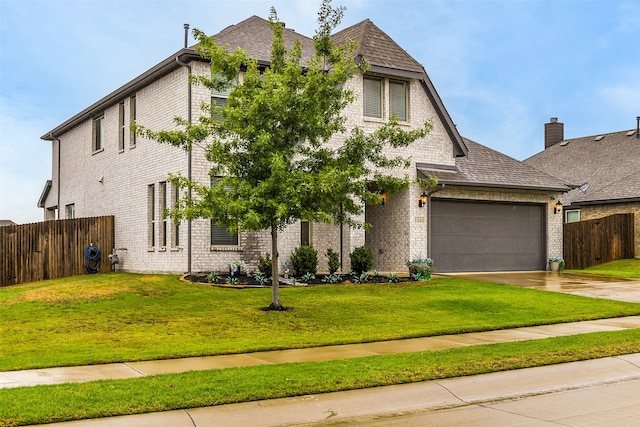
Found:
[0,216,115,287]
[563,213,635,270]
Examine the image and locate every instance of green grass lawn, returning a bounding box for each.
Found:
[570,258,640,278]
[2,268,640,426]
[2,273,639,371]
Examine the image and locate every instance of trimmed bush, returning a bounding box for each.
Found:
[290,245,318,277]
[326,248,340,274]
[350,246,372,275]
[258,253,272,277]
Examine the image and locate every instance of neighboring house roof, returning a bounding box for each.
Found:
[418,138,571,192]
[524,129,640,206]
[41,15,467,158]
[38,180,53,208]
[0,220,17,227]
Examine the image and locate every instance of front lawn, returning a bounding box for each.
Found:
[572,258,640,278]
[2,273,639,371]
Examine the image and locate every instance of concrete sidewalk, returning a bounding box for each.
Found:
[3,316,640,389]
[35,353,640,426]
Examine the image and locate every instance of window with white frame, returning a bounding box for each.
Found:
[210,177,239,247]
[129,95,137,147]
[211,75,236,121]
[118,102,125,151]
[65,203,75,219]
[363,76,382,119]
[389,80,407,121]
[148,184,156,249]
[172,183,180,248]
[159,181,167,248]
[565,209,581,223]
[93,115,105,152]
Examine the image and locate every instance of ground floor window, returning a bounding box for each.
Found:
[565,209,581,223]
[65,203,75,219]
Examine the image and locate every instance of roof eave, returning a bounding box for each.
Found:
[417,73,468,158]
[569,196,640,207]
[41,49,203,140]
[437,180,571,193]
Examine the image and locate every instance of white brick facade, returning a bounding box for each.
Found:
[41,22,566,275]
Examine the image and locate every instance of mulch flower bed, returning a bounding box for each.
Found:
[182,273,416,287]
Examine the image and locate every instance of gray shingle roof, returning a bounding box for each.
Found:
[331,19,424,73]
[419,138,571,192]
[212,16,315,66]
[524,129,640,205]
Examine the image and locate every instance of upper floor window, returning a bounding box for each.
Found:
[93,115,104,152]
[211,75,237,121]
[363,76,409,122]
[363,76,382,119]
[129,96,137,147]
[118,102,125,151]
[389,80,407,121]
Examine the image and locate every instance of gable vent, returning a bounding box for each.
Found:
[595,135,604,141]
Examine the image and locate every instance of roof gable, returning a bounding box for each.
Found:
[212,16,315,66]
[332,19,423,74]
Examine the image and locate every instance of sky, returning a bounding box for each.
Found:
[1,0,638,224]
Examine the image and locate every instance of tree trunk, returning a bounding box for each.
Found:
[270,222,282,309]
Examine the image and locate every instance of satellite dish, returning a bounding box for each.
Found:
[578,182,589,194]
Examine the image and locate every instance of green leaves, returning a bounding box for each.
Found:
[139,0,435,251]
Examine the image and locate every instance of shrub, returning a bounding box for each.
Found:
[406,257,433,281]
[290,245,318,277]
[258,253,272,277]
[326,248,340,274]
[350,246,373,275]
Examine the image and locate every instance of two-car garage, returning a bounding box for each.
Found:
[430,199,546,273]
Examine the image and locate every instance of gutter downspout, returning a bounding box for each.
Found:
[176,24,193,273]
[49,134,61,219]
[426,183,445,259]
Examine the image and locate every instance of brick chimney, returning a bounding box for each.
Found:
[545,117,564,149]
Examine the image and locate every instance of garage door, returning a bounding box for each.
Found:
[431,200,546,272]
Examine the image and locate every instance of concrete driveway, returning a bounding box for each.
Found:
[444,271,640,302]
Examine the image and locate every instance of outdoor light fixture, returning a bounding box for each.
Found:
[553,200,563,214]
[380,193,387,205]
[418,191,428,208]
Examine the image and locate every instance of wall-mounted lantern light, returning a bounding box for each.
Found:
[418,191,428,208]
[380,193,387,205]
[553,200,563,214]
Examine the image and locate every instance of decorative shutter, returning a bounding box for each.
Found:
[363,77,382,118]
[389,81,406,121]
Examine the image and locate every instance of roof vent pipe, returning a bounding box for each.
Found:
[636,116,639,139]
[184,23,190,49]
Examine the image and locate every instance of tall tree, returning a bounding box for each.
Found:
[137,0,432,309]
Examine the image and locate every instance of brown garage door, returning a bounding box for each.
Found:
[431,200,546,272]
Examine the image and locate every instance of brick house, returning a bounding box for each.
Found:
[525,117,640,256]
[39,16,569,274]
